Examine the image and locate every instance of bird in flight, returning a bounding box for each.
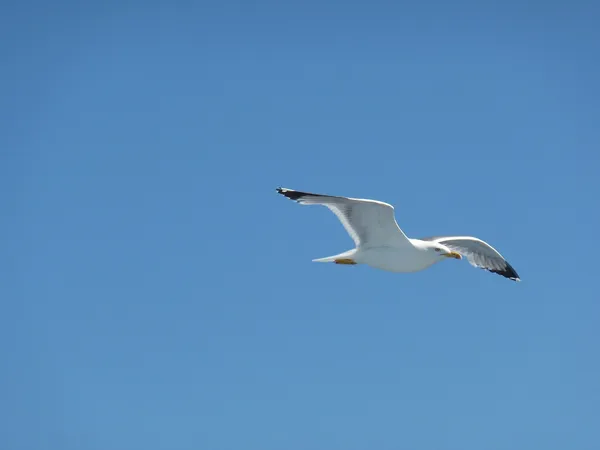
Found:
[277,187,520,281]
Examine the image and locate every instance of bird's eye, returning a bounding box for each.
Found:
[434,247,441,252]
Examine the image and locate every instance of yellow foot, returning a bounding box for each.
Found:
[334,258,357,265]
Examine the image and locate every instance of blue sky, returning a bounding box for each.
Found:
[2,1,599,449]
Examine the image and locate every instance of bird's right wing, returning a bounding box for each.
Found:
[277,187,410,248]
[420,235,520,281]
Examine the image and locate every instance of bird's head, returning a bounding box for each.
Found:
[426,242,462,260]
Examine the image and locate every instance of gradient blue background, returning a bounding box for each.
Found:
[3,1,599,449]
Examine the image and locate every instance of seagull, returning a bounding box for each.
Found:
[276,187,520,281]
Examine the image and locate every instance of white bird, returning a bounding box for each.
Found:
[277,187,520,281]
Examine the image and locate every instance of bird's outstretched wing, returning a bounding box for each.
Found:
[420,236,520,281]
[277,187,410,247]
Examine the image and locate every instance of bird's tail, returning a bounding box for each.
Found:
[312,249,357,263]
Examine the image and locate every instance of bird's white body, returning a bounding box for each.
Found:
[277,187,520,281]
[317,241,441,273]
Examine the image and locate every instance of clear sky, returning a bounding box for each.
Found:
[3,1,599,449]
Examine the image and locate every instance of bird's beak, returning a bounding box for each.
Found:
[444,251,462,260]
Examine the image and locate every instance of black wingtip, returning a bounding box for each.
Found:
[489,261,521,282]
[276,187,307,202]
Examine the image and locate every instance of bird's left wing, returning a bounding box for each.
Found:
[277,187,411,248]
[420,236,520,281]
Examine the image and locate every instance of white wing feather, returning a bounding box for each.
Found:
[277,188,410,248]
